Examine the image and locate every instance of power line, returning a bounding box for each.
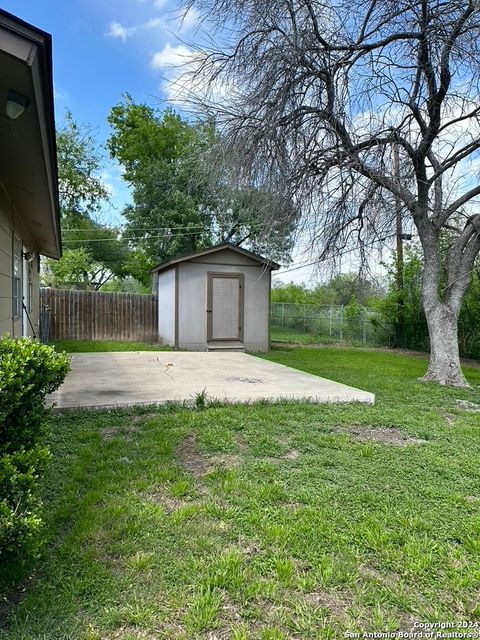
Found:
[62,231,206,243]
[64,225,209,232]
[273,233,397,276]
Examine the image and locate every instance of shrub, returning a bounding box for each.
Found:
[0,336,70,564]
[0,446,51,557]
[343,295,365,342]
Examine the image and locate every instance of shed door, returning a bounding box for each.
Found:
[207,273,244,342]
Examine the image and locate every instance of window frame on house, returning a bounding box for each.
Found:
[26,255,35,314]
[12,234,22,319]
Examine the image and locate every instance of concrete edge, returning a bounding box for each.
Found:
[47,392,375,414]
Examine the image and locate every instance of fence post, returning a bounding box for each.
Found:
[282,303,285,328]
[340,306,343,340]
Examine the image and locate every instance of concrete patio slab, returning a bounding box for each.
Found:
[47,351,374,410]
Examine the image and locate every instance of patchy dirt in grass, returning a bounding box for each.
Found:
[359,564,403,589]
[141,488,191,514]
[208,453,243,469]
[112,626,180,640]
[283,449,300,460]
[131,412,160,425]
[334,425,427,446]
[234,433,249,453]
[304,588,351,623]
[455,399,480,413]
[176,433,249,477]
[0,575,36,629]
[100,425,140,441]
[175,433,208,477]
[441,412,457,426]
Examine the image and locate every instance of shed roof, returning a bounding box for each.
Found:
[151,242,281,273]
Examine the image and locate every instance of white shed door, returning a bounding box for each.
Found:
[207,273,244,342]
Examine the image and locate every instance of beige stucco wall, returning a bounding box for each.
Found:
[0,183,40,338]
[176,256,271,352]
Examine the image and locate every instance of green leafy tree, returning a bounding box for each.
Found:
[343,295,365,342]
[458,268,480,359]
[43,112,131,289]
[377,247,480,358]
[107,97,296,285]
[271,282,309,304]
[374,248,436,352]
[271,274,383,307]
[108,99,212,285]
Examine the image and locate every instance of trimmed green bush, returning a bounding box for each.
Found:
[0,336,70,563]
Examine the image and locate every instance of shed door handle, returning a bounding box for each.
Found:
[206,309,212,313]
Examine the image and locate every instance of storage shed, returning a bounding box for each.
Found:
[152,243,280,352]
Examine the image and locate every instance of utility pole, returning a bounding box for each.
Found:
[393,143,404,291]
[393,142,405,348]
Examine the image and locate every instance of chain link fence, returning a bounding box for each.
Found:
[270,302,383,346]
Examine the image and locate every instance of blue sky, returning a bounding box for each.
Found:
[4,0,201,225]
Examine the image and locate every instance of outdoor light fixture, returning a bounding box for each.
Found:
[6,90,29,120]
[21,251,35,263]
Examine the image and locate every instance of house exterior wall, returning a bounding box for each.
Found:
[176,259,271,351]
[157,267,176,346]
[0,183,40,338]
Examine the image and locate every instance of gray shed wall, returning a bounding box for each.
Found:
[157,268,176,346]
[177,258,270,351]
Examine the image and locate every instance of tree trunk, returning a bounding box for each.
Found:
[421,303,469,387]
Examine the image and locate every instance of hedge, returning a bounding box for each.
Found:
[0,336,70,564]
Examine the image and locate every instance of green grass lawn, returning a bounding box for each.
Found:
[2,348,480,639]
[50,340,172,353]
[270,325,318,344]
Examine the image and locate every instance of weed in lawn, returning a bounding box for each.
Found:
[273,556,295,585]
[184,586,222,632]
[231,625,249,640]
[169,479,193,498]
[260,627,287,639]
[125,551,156,572]
[194,388,208,410]
[120,597,158,627]
[207,549,245,593]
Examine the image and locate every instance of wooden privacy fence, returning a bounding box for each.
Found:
[40,288,158,342]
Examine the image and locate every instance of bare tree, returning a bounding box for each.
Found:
[178,0,480,386]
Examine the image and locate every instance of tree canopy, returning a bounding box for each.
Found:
[107,97,297,285]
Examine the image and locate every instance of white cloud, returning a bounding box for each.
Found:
[151,42,234,106]
[101,171,117,198]
[177,7,200,33]
[151,43,195,69]
[153,0,168,8]
[107,20,132,41]
[106,16,164,41]
[144,17,163,29]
